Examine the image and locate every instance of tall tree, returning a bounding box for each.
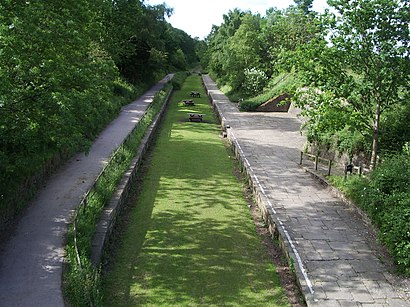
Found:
[206,9,246,84]
[294,0,409,167]
[224,13,264,91]
[293,0,314,14]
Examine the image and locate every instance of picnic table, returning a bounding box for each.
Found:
[183,100,195,106]
[189,113,204,122]
[190,91,200,98]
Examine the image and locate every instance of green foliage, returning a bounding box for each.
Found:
[205,10,261,91]
[332,153,410,275]
[294,88,369,155]
[204,5,321,100]
[113,78,141,102]
[64,85,172,306]
[293,0,410,167]
[170,71,189,90]
[243,67,268,96]
[293,0,314,14]
[379,101,410,154]
[239,73,299,111]
[0,0,200,230]
[403,142,410,156]
[0,0,121,229]
[104,1,198,85]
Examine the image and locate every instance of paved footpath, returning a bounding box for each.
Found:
[203,75,410,307]
[0,76,170,306]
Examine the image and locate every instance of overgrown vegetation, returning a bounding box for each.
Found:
[102,75,290,306]
[0,0,200,229]
[330,152,410,275]
[64,85,172,306]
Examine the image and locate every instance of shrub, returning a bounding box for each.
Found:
[243,68,268,96]
[333,154,410,275]
[170,71,189,90]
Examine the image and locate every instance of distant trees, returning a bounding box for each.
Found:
[0,0,198,227]
[104,0,198,84]
[205,5,320,95]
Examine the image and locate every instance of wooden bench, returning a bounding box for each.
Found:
[189,113,204,122]
[190,91,200,98]
[183,100,195,106]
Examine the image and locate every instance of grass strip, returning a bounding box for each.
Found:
[102,75,290,306]
[64,83,173,307]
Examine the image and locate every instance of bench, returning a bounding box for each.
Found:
[190,91,200,98]
[189,113,205,122]
[183,100,195,106]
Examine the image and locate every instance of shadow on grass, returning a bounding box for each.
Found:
[102,75,289,306]
[104,204,288,306]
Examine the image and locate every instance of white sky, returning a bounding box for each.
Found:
[145,0,329,39]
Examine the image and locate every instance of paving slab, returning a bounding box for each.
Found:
[203,75,410,307]
[0,76,170,306]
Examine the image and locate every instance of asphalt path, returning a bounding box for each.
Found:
[0,76,170,306]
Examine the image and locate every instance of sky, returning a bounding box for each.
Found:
[145,0,329,39]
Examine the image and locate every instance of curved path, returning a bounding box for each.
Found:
[0,76,170,306]
[203,75,409,306]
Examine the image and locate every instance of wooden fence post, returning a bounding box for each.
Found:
[328,160,332,176]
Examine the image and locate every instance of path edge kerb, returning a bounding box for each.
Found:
[202,75,314,304]
[90,85,173,266]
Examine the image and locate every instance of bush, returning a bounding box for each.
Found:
[333,153,410,275]
[113,78,140,102]
[170,71,189,90]
[243,68,268,96]
[379,102,410,154]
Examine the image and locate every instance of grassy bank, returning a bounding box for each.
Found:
[102,75,289,306]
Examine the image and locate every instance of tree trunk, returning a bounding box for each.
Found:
[370,103,381,169]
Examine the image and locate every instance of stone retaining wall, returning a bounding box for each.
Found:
[203,75,312,303]
[90,88,173,266]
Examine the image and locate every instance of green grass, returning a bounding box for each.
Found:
[64,85,172,306]
[239,73,300,111]
[102,75,289,306]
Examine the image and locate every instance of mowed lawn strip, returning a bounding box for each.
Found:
[102,75,289,306]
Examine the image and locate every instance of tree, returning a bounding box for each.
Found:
[294,0,409,168]
[205,9,246,85]
[224,13,264,91]
[293,0,314,14]
[261,6,321,75]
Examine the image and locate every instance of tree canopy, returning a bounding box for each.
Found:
[203,0,409,167]
[293,0,409,167]
[0,0,199,228]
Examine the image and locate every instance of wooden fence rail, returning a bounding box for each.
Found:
[300,152,333,176]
